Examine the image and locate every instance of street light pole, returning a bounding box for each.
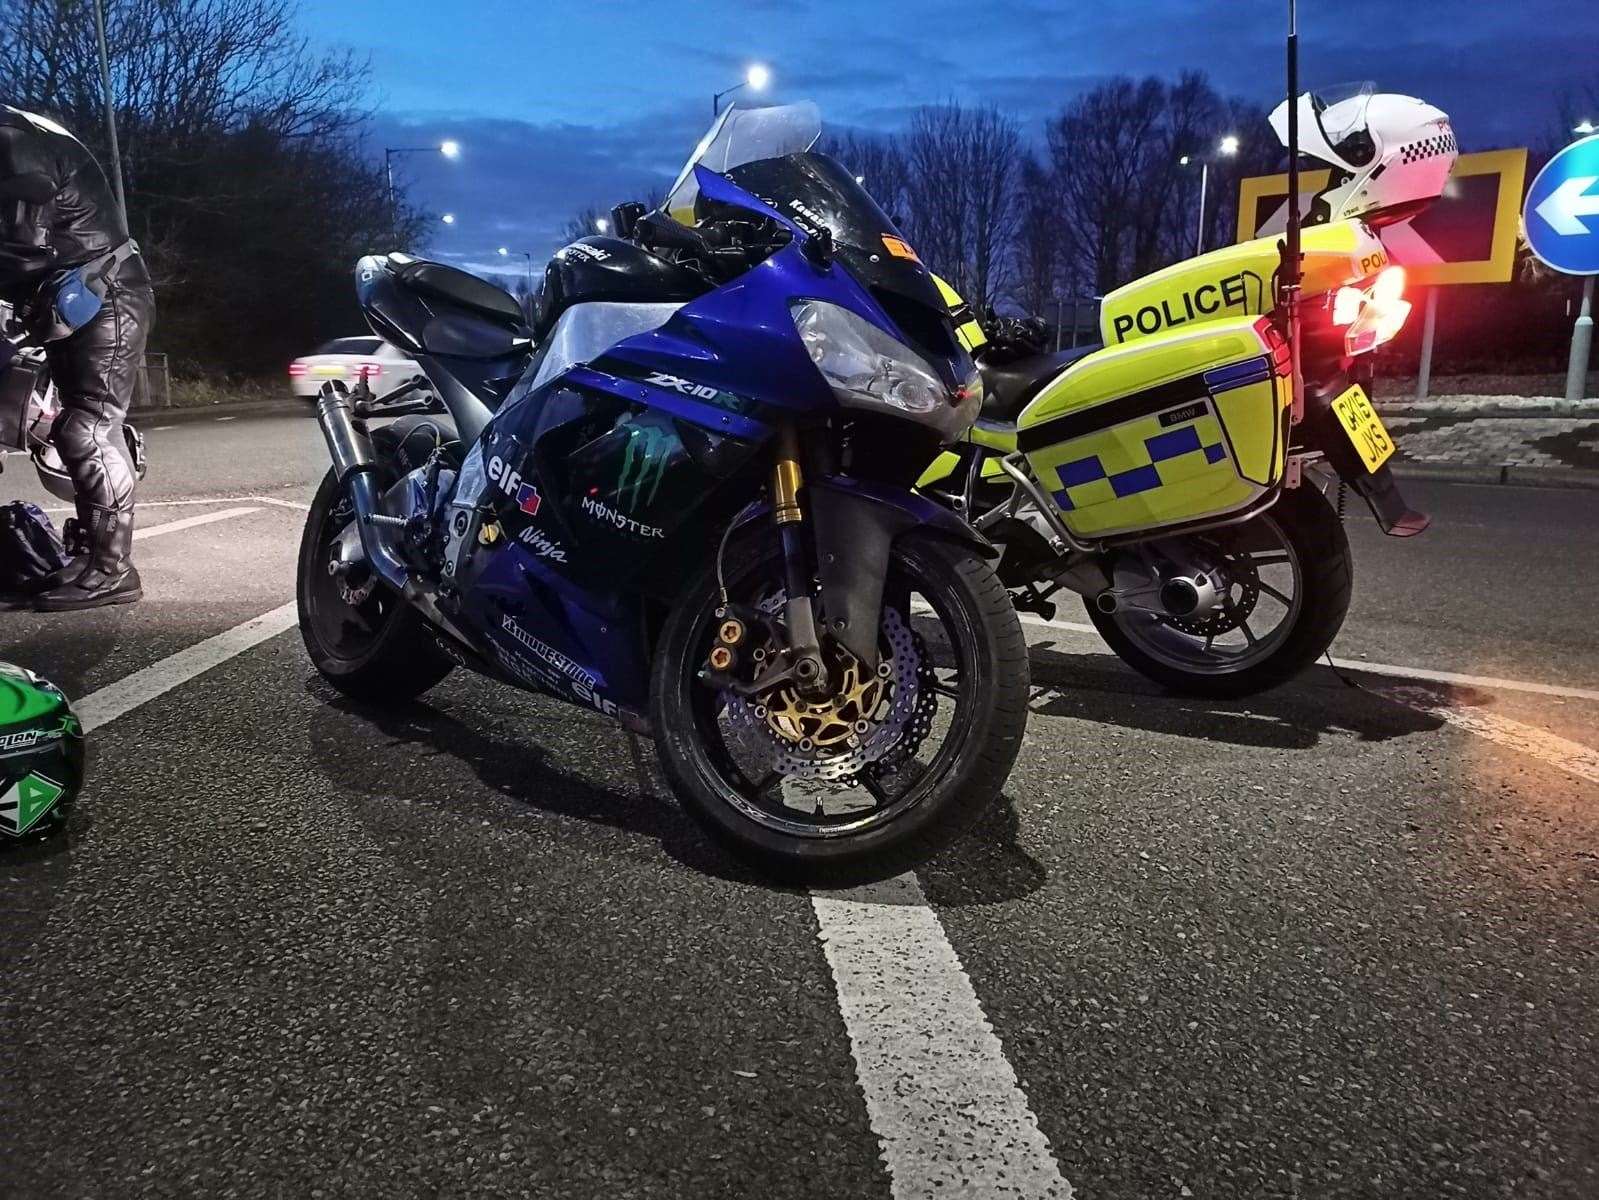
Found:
[498,247,535,296]
[90,0,128,232]
[1183,135,1238,256]
[384,141,461,245]
[384,149,397,243]
[713,64,771,117]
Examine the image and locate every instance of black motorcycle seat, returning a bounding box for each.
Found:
[980,344,1100,422]
[395,259,526,326]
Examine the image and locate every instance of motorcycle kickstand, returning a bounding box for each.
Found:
[1012,582,1059,622]
[626,731,655,801]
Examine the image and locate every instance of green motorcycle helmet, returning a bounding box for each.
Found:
[0,662,83,840]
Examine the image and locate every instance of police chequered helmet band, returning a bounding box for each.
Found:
[1399,131,1457,164]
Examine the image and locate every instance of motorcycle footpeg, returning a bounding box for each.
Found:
[1011,587,1057,621]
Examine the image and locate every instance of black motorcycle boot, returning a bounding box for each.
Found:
[0,517,90,609]
[33,507,142,611]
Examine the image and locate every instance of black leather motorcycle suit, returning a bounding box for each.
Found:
[1,104,154,603]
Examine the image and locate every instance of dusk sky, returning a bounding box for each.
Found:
[297,0,1599,276]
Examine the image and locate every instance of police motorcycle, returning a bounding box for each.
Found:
[919,85,1453,698]
[298,103,1027,880]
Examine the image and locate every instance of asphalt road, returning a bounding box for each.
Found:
[2,404,1596,1199]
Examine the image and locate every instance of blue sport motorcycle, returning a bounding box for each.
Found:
[297,104,1028,879]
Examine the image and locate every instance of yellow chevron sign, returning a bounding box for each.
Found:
[1236,148,1528,286]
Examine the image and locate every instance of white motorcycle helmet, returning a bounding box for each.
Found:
[1270,84,1457,226]
[23,378,146,503]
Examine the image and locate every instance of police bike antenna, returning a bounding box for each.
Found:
[1282,0,1306,420]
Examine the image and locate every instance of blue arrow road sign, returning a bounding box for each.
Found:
[1525,134,1599,275]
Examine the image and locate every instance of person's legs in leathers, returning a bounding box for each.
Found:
[33,270,154,611]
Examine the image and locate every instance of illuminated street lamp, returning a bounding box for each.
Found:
[1576,119,1597,136]
[498,246,535,294]
[440,213,456,225]
[384,139,462,240]
[1182,134,1240,255]
[595,217,610,234]
[713,63,772,116]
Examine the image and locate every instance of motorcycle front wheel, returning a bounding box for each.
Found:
[650,529,1029,883]
[1087,485,1352,699]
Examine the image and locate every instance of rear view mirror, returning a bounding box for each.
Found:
[610,201,646,240]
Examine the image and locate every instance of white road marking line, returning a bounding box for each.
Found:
[1015,612,1599,703]
[75,601,298,733]
[1370,684,1599,787]
[1329,660,1599,703]
[43,494,310,514]
[214,416,237,422]
[813,874,1072,1199]
[134,507,259,541]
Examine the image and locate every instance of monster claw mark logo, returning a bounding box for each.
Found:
[0,771,64,836]
[617,423,675,510]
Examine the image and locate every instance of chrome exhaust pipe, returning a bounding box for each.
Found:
[315,383,410,591]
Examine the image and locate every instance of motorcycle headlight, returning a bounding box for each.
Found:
[792,299,953,418]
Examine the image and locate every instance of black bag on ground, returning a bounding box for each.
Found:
[0,501,69,590]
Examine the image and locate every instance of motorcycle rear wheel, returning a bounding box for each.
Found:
[650,529,1028,884]
[1088,486,1352,699]
[296,429,454,705]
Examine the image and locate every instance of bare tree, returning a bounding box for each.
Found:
[1549,80,1599,155]
[0,0,422,375]
[820,129,911,224]
[560,205,609,244]
[900,103,1021,307]
[1045,77,1167,296]
[1010,154,1062,317]
[1045,73,1269,298]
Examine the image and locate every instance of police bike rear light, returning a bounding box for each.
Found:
[1334,266,1410,357]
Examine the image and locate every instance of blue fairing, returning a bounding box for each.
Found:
[595,166,917,418]
[442,163,965,723]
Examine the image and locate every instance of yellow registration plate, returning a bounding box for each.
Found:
[312,366,346,377]
[1330,384,1395,473]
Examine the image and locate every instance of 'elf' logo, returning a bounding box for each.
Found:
[488,455,541,516]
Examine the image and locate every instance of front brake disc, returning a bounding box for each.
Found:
[723,601,923,782]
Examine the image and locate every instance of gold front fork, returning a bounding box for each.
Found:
[769,422,827,696]
[771,424,804,525]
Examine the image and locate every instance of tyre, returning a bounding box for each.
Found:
[296,426,454,705]
[1088,485,1352,699]
[650,529,1029,883]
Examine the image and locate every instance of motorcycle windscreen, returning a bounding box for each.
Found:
[725,153,967,370]
[663,102,821,225]
[1269,83,1377,171]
